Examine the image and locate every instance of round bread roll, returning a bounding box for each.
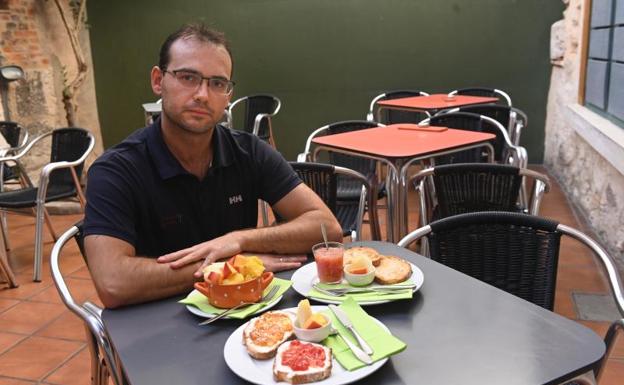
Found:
[374,255,412,285]
[343,247,382,267]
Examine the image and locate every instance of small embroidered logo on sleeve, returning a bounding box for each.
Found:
[228,194,243,205]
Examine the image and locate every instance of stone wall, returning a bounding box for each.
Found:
[545,0,624,266]
[0,0,102,181]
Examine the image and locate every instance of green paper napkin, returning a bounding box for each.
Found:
[179,278,292,319]
[309,279,414,303]
[322,297,406,371]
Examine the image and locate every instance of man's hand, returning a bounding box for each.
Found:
[256,254,308,272]
[157,232,244,277]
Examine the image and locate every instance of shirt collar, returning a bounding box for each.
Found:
[146,118,235,180]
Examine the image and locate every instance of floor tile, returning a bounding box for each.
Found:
[29,277,98,306]
[43,347,91,385]
[0,376,36,384]
[0,336,83,380]
[0,273,53,301]
[0,300,18,316]
[0,302,65,335]
[0,333,26,355]
[35,311,86,342]
[598,358,624,385]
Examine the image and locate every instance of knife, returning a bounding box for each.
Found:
[329,304,374,355]
[332,328,372,365]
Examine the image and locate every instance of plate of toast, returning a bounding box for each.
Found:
[291,247,424,305]
[223,306,388,385]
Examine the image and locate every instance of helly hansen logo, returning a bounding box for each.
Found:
[229,194,243,205]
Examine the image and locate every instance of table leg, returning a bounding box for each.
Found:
[0,226,17,288]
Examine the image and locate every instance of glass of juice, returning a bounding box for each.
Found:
[312,242,345,284]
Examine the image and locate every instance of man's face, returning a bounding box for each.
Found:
[151,38,233,135]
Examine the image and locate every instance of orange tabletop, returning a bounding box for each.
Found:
[311,124,496,159]
[377,93,498,110]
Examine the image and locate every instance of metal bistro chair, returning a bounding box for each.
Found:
[398,211,624,384]
[409,163,550,254]
[225,94,281,148]
[366,90,431,124]
[0,128,95,281]
[289,162,380,241]
[436,104,528,146]
[51,223,124,385]
[298,120,385,238]
[448,87,512,107]
[0,121,29,250]
[419,111,527,168]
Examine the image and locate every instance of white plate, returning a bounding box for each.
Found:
[185,291,283,319]
[291,262,424,305]
[224,306,388,385]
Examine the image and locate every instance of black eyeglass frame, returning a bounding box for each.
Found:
[161,69,235,95]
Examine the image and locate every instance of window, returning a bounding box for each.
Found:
[585,0,624,125]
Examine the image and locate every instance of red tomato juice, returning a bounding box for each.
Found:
[314,247,343,283]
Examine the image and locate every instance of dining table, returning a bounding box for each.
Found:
[102,241,604,385]
[311,124,496,242]
[376,93,499,120]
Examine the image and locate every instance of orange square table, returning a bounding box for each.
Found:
[312,124,496,242]
[376,93,498,122]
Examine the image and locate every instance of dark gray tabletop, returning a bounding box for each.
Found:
[102,241,604,385]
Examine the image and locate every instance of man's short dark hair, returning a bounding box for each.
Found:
[159,23,233,76]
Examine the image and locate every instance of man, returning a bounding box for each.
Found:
[83,24,342,309]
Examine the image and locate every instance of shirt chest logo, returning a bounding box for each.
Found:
[229,194,243,205]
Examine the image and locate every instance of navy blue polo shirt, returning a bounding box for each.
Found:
[83,120,301,257]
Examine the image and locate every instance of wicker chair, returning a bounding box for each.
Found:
[419,112,527,168]
[398,211,624,383]
[435,104,527,146]
[408,163,550,255]
[51,223,124,385]
[297,119,386,202]
[366,90,430,124]
[288,162,380,241]
[225,94,281,147]
[0,128,95,281]
[448,87,512,106]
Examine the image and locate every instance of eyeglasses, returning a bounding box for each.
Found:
[162,69,235,95]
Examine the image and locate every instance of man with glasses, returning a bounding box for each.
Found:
[83,24,342,308]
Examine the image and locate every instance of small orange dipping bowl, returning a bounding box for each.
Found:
[194,271,274,308]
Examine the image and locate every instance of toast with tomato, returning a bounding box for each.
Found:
[273,340,332,384]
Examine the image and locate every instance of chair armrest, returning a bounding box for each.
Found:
[296,152,309,162]
[36,132,95,203]
[334,165,380,241]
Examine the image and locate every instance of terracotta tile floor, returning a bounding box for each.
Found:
[0,167,621,384]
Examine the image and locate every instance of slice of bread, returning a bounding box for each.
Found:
[273,340,332,384]
[344,247,382,267]
[243,311,296,360]
[374,255,412,284]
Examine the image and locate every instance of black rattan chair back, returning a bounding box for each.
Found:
[427,211,561,310]
[48,128,92,195]
[431,163,523,220]
[0,121,21,147]
[242,94,279,141]
[288,162,358,237]
[429,112,497,163]
[376,90,429,124]
[454,104,512,131]
[453,87,512,106]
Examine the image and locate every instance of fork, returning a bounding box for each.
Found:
[312,283,415,297]
[198,285,280,326]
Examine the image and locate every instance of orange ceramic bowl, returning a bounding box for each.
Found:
[194,271,274,309]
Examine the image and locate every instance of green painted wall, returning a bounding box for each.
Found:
[87,0,563,162]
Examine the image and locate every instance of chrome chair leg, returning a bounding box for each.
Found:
[33,202,45,282]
